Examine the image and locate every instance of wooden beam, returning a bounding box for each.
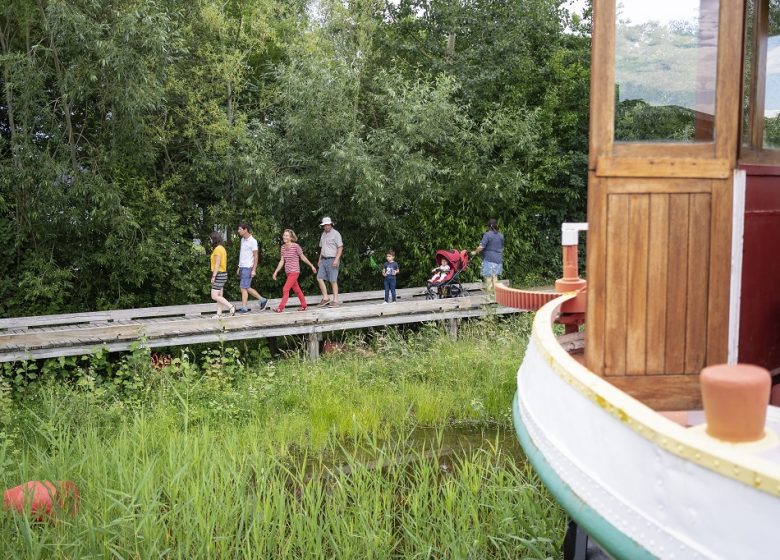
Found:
[306,333,320,360]
[596,157,730,179]
[606,374,702,411]
[446,318,458,340]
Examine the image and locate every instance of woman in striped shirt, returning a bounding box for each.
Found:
[272,229,317,312]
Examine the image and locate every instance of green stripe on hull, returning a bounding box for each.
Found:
[512,392,656,560]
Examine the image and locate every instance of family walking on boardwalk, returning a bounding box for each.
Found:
[208,217,344,317]
[208,216,504,316]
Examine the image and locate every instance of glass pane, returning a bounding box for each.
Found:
[614,0,720,142]
[764,0,780,148]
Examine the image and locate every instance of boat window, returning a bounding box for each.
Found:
[614,0,720,143]
[743,0,780,154]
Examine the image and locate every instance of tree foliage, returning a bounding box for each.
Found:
[0,0,591,316]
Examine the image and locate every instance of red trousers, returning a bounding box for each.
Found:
[279,272,307,311]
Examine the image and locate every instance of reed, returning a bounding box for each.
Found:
[1,426,563,558]
[1,315,564,557]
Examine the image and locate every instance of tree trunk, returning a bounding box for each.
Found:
[0,26,20,168]
[227,79,234,125]
[446,32,456,61]
[36,0,79,177]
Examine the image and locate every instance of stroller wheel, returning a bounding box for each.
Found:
[425,291,436,300]
[458,288,469,297]
[449,285,461,298]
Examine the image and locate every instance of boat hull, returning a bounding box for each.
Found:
[513,296,780,559]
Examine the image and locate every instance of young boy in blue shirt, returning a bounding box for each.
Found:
[382,250,399,303]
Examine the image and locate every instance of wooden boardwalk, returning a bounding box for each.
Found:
[0,282,535,362]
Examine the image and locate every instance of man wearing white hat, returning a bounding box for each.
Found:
[316,217,343,306]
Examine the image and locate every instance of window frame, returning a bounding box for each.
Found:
[589,0,745,177]
[740,0,780,163]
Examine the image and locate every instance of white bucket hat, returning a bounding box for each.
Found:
[320,217,334,226]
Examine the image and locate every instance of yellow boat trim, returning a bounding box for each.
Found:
[533,294,780,497]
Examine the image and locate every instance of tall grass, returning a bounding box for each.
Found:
[1,426,563,558]
[0,315,566,557]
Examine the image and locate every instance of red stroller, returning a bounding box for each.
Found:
[424,249,470,299]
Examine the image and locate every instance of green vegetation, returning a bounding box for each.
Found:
[0,316,567,557]
[615,99,696,142]
[766,114,780,149]
[0,0,591,317]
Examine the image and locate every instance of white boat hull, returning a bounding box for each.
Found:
[514,295,780,559]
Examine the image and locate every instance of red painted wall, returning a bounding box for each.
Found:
[739,164,780,372]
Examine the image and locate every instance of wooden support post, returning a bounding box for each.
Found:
[268,336,279,358]
[446,318,458,340]
[307,332,320,360]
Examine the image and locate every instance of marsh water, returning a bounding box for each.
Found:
[297,424,525,481]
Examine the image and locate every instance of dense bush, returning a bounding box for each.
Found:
[0,0,591,316]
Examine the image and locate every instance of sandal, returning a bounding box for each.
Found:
[273,307,283,313]
[297,306,308,312]
[317,298,331,306]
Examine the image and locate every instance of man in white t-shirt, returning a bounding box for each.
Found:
[235,222,268,313]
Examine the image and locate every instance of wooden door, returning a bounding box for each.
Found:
[584,0,745,410]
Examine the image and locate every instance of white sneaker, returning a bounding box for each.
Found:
[382,301,388,304]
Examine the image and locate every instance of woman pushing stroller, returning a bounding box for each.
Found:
[470,218,504,303]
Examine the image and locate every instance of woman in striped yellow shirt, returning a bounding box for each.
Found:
[209,232,235,317]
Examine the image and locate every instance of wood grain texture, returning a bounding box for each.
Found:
[0,282,490,330]
[739,149,780,165]
[626,194,649,375]
[607,374,703,410]
[714,0,746,163]
[581,0,742,402]
[586,172,608,374]
[684,193,712,372]
[605,178,714,194]
[612,143,714,159]
[646,194,670,374]
[665,195,690,374]
[0,304,524,363]
[0,286,515,362]
[748,0,768,148]
[604,194,629,375]
[588,0,616,170]
[706,176,733,365]
[597,157,729,179]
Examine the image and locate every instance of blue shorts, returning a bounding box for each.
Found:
[318,258,340,283]
[481,261,503,277]
[239,267,254,289]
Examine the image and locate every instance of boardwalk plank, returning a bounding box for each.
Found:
[0,283,490,330]
[0,285,513,362]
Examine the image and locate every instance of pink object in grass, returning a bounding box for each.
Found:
[3,480,80,519]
